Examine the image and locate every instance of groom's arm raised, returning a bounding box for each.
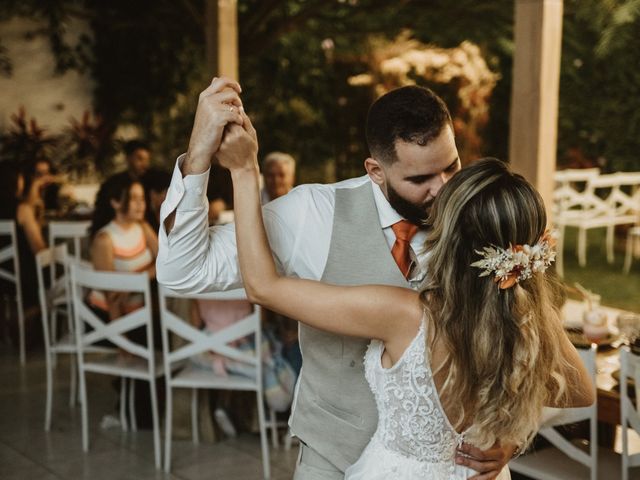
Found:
[156,78,301,293]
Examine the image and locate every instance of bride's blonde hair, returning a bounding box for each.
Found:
[420,158,571,449]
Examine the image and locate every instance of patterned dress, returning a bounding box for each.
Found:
[344,320,511,479]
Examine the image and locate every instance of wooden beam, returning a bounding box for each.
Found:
[509,0,563,216]
[205,0,238,80]
[217,0,238,80]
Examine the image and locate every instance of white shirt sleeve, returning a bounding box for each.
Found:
[156,155,319,293]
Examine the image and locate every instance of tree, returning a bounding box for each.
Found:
[3,0,638,180]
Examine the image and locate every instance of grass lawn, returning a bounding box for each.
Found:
[560,226,640,312]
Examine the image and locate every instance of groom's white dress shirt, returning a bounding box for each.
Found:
[156,155,429,292]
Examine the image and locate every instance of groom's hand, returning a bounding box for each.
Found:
[456,441,515,480]
[183,76,244,176]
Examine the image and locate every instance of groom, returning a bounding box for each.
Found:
[157,77,514,479]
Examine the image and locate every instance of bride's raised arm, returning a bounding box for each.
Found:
[216,113,422,343]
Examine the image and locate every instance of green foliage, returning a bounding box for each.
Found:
[0,107,58,166]
[2,0,640,178]
[559,0,640,172]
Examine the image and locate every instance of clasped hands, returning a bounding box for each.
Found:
[185,76,259,175]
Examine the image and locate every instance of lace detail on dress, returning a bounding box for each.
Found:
[349,320,511,479]
[363,320,463,465]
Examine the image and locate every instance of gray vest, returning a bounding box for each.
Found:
[290,181,409,471]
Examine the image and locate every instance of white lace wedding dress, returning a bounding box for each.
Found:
[344,320,511,480]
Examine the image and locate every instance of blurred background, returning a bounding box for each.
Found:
[1,0,638,311]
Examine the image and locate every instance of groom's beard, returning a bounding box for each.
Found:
[387,184,433,227]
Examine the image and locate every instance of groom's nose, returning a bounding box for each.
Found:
[428,174,447,197]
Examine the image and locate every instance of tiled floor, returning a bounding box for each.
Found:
[0,347,297,480]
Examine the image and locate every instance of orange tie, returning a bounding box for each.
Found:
[391,220,418,279]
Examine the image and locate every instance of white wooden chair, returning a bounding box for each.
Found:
[159,286,270,478]
[509,345,610,480]
[70,265,163,469]
[48,220,91,262]
[620,348,640,480]
[555,173,640,274]
[553,168,600,277]
[37,246,113,430]
[624,226,640,274]
[0,220,26,365]
[46,220,91,364]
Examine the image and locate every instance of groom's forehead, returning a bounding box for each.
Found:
[393,146,456,175]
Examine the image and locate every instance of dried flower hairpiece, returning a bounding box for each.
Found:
[470,230,557,289]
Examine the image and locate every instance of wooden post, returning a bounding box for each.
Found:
[218,0,238,80]
[509,0,563,217]
[205,0,238,81]
[205,0,218,76]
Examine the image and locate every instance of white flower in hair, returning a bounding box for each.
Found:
[470,230,556,289]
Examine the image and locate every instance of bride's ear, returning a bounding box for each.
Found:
[364,157,385,186]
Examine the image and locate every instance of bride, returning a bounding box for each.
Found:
[217,112,595,479]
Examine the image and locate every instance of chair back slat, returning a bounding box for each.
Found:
[0,220,25,362]
[73,266,150,291]
[48,220,90,259]
[158,286,261,372]
[36,245,70,345]
[71,265,153,360]
[538,345,598,471]
[0,244,16,264]
[620,348,640,477]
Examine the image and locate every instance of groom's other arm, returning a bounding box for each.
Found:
[456,442,516,480]
[157,166,315,293]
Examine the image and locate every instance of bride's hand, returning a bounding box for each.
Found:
[217,109,259,173]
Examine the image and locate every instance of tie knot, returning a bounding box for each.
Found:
[392,220,418,242]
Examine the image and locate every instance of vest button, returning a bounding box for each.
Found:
[349,360,356,367]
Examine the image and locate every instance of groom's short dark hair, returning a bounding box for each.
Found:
[366,86,452,165]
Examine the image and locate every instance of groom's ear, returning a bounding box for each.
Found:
[364,157,385,186]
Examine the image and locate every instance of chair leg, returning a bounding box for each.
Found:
[606,225,615,264]
[69,354,77,407]
[624,232,633,274]
[17,296,25,366]
[79,364,89,452]
[256,391,271,480]
[149,378,161,470]
[51,310,58,368]
[191,388,199,445]
[269,408,279,448]
[578,228,587,267]
[556,227,565,278]
[45,348,53,431]
[120,378,128,432]
[164,382,173,473]
[129,378,137,432]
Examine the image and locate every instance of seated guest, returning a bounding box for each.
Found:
[140,168,171,233]
[88,176,157,321]
[94,140,151,222]
[88,175,160,430]
[260,151,296,204]
[259,152,302,375]
[0,162,51,346]
[22,158,62,212]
